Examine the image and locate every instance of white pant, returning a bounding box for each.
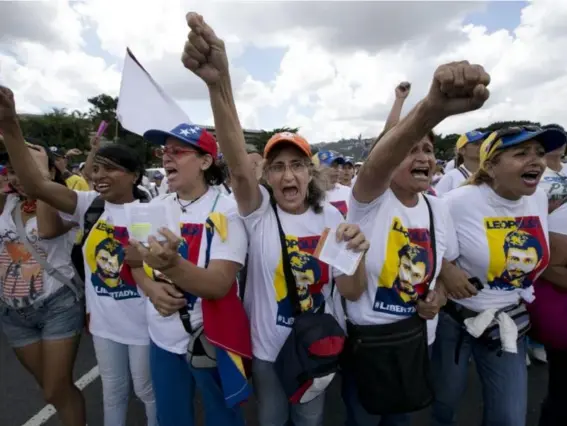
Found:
[93,336,157,426]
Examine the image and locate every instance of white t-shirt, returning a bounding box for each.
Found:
[345,189,458,345]
[445,184,550,312]
[549,202,567,235]
[435,166,472,196]
[326,183,351,217]
[539,167,567,204]
[242,185,344,362]
[0,194,76,308]
[444,159,455,171]
[68,190,149,345]
[143,189,248,354]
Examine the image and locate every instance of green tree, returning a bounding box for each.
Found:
[249,127,300,151]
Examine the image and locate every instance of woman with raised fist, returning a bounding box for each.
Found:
[343,61,490,426]
[0,88,157,426]
[182,12,370,426]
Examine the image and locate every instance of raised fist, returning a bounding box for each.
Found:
[0,86,17,126]
[425,61,490,118]
[395,82,411,99]
[182,13,229,86]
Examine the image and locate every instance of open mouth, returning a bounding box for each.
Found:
[95,182,111,192]
[282,186,299,200]
[165,166,178,180]
[410,167,430,181]
[521,170,541,187]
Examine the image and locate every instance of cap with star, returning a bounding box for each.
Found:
[143,123,218,158]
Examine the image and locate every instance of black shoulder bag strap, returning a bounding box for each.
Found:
[270,198,302,317]
[423,194,437,294]
[81,196,106,246]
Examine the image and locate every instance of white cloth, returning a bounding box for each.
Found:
[549,202,567,235]
[435,166,471,196]
[241,185,345,362]
[444,184,550,313]
[0,194,76,308]
[143,189,248,355]
[345,188,459,346]
[463,308,519,354]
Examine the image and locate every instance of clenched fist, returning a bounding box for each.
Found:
[395,82,411,99]
[182,13,229,86]
[425,61,490,119]
[0,86,18,127]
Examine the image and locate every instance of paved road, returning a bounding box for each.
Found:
[0,332,548,426]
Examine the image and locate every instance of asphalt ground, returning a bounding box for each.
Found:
[0,331,548,426]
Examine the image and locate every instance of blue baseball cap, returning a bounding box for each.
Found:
[312,150,345,167]
[343,156,355,166]
[481,126,567,167]
[456,130,488,150]
[153,171,164,179]
[144,123,218,158]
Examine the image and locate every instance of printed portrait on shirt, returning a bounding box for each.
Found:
[485,216,549,291]
[274,235,330,327]
[373,217,433,316]
[0,228,44,306]
[85,219,140,301]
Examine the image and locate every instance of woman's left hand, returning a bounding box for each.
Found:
[416,290,443,320]
[336,224,370,252]
[129,228,182,272]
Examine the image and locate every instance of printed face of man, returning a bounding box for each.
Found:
[397,254,426,297]
[505,247,539,279]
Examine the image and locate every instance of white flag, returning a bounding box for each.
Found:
[116,48,190,138]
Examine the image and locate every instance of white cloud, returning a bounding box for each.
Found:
[1,0,566,146]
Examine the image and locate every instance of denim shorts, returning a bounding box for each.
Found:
[0,285,85,348]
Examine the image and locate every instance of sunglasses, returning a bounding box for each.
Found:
[154,146,200,159]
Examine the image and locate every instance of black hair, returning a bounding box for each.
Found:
[204,161,225,186]
[95,144,146,200]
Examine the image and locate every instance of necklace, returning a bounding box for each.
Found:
[176,194,202,213]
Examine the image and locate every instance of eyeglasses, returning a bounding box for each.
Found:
[267,161,309,175]
[155,146,200,159]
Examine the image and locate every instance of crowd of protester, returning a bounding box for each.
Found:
[0,11,566,426]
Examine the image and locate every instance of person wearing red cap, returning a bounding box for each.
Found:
[182,14,370,426]
[126,123,251,426]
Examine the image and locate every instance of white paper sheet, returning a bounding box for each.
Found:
[313,227,364,276]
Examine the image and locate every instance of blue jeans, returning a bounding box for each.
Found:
[252,358,325,426]
[0,286,84,348]
[431,311,527,426]
[342,345,433,426]
[150,340,245,426]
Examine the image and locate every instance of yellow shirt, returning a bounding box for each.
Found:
[65,174,90,244]
[65,174,90,192]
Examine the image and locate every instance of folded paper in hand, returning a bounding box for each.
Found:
[313,227,364,276]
